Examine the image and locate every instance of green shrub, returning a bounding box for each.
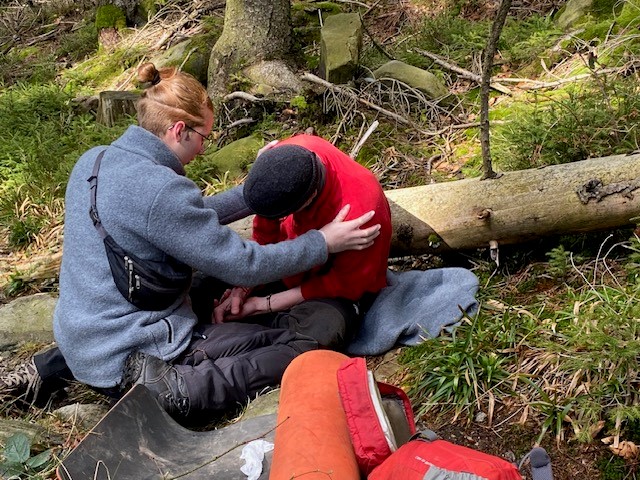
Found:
[500,16,563,70]
[0,49,58,86]
[410,15,490,71]
[404,234,640,443]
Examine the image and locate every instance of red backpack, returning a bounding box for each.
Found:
[336,357,554,480]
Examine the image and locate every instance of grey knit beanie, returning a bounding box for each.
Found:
[244,145,324,219]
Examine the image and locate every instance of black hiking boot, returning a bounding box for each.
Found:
[122,352,190,418]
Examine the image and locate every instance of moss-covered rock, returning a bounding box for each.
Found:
[135,0,158,25]
[155,37,217,86]
[244,60,303,96]
[0,293,56,348]
[320,13,362,84]
[206,135,264,179]
[555,0,620,29]
[372,60,450,103]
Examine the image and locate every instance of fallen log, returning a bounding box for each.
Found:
[229,152,640,256]
[8,152,640,288]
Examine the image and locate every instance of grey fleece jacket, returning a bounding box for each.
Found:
[53,126,328,388]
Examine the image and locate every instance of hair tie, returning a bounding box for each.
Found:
[151,71,161,86]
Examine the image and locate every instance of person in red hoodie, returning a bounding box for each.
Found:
[214,134,392,350]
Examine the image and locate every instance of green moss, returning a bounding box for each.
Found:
[491,78,640,171]
[201,15,225,40]
[577,17,618,41]
[597,455,631,480]
[616,0,640,28]
[16,46,40,59]
[62,45,145,90]
[202,134,264,180]
[161,31,220,85]
[591,0,622,17]
[291,1,342,26]
[290,95,308,110]
[95,4,127,30]
[137,0,158,21]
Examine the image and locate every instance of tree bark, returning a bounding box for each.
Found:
[207,0,291,98]
[480,0,511,179]
[229,152,640,256]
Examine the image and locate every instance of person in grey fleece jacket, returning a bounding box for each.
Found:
[46,63,381,418]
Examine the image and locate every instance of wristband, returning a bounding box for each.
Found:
[266,294,273,313]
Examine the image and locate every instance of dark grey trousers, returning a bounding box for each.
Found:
[175,322,317,413]
[254,298,363,351]
[34,275,367,413]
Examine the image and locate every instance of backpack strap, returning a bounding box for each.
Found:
[520,447,553,480]
[87,150,108,240]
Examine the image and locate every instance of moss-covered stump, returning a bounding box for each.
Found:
[95,4,127,50]
[96,91,139,127]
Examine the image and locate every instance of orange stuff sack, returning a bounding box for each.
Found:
[269,350,360,480]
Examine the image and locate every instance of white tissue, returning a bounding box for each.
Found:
[240,439,274,480]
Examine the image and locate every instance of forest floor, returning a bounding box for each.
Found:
[1,0,638,478]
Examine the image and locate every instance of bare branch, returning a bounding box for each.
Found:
[223,91,263,103]
[302,72,414,127]
[414,48,512,95]
[350,120,379,158]
[331,0,372,8]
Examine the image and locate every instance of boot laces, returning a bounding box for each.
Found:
[0,357,42,398]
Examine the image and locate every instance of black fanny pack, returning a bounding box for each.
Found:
[88,151,192,311]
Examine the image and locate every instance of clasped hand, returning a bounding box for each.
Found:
[213,287,263,323]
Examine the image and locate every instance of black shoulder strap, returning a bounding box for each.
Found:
[87,150,109,239]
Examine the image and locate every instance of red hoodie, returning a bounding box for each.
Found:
[252,135,392,301]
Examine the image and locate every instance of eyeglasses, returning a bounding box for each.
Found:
[184,124,214,152]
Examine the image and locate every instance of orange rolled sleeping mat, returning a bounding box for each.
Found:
[269,350,360,480]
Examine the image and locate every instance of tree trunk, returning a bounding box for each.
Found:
[229,152,640,256]
[207,0,291,98]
